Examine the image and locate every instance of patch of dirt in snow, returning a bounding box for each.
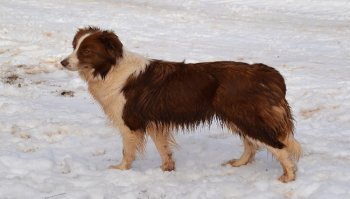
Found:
[60,90,75,97]
[299,106,324,119]
[3,74,22,85]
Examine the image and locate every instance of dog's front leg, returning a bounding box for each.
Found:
[147,125,176,171]
[109,127,146,170]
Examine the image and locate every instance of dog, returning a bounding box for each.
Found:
[61,26,301,182]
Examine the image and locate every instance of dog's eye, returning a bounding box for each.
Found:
[82,49,91,55]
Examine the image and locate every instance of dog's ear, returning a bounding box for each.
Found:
[92,30,123,79]
[99,30,123,64]
[73,26,100,49]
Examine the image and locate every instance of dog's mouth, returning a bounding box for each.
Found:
[60,59,93,72]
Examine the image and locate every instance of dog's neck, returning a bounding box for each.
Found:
[78,49,150,102]
[79,49,149,82]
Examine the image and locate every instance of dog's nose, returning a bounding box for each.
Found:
[61,59,69,67]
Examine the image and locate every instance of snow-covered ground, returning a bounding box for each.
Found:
[1,0,350,198]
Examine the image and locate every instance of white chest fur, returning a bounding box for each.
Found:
[79,50,150,130]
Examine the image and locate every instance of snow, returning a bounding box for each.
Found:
[1,0,350,198]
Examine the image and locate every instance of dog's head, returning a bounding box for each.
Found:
[61,26,123,78]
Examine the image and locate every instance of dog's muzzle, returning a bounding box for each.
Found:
[60,58,69,67]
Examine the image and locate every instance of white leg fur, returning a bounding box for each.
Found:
[225,135,301,183]
[147,125,176,171]
[256,135,301,183]
[223,137,258,167]
[109,127,146,170]
[266,145,297,183]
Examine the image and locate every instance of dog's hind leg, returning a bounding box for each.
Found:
[222,136,258,167]
[266,136,301,183]
[109,127,146,170]
[266,146,295,183]
[148,125,176,171]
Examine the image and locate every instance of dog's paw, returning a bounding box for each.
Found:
[108,163,130,170]
[222,156,255,167]
[222,159,245,167]
[161,161,175,172]
[278,171,296,183]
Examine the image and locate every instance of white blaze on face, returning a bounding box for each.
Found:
[64,33,91,71]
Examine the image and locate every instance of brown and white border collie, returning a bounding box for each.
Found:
[61,27,301,182]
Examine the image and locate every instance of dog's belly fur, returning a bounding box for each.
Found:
[122,60,293,148]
